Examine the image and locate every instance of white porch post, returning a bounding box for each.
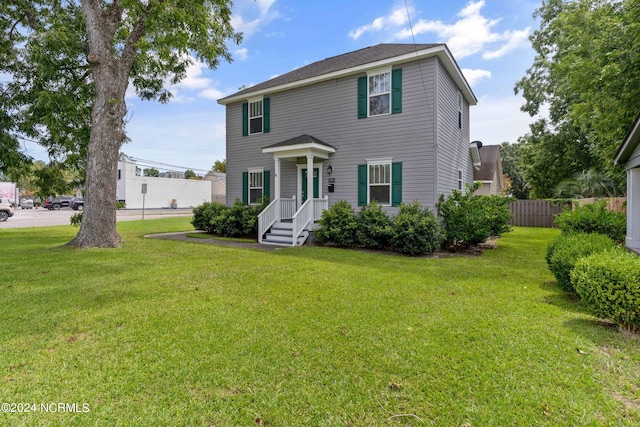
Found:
[274,157,281,218]
[307,154,314,222]
[627,168,640,251]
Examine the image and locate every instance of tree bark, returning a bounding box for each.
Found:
[68,0,130,248]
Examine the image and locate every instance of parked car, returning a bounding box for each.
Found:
[43,195,74,210]
[20,199,34,209]
[0,197,15,221]
[70,197,84,210]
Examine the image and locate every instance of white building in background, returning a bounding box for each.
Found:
[116,160,211,209]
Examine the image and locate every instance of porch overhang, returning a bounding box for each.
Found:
[262,134,336,159]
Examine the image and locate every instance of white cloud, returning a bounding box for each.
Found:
[471,93,536,145]
[231,0,279,39]
[462,68,492,86]
[351,0,529,60]
[198,87,228,100]
[234,47,249,61]
[349,4,411,40]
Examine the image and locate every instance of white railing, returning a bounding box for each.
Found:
[258,197,297,243]
[257,198,278,244]
[280,197,297,219]
[291,198,313,246]
[313,197,328,223]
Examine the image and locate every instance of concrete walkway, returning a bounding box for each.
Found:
[145,231,284,251]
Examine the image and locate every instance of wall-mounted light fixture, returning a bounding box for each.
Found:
[327,164,333,174]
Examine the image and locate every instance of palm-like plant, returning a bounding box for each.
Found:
[554,168,621,198]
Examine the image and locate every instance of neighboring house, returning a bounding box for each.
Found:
[614,113,640,253]
[116,160,211,209]
[473,144,504,196]
[218,43,480,246]
[203,171,227,204]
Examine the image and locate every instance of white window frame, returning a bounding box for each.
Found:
[458,169,464,191]
[248,96,263,135]
[367,67,392,117]
[367,158,392,206]
[248,168,264,205]
[458,92,463,129]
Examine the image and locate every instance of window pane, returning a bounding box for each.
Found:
[250,117,263,134]
[370,185,390,205]
[250,189,263,204]
[369,94,390,115]
[384,164,390,183]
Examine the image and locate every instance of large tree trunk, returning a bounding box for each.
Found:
[68,0,131,248]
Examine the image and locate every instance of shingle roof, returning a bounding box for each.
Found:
[473,145,501,181]
[219,43,441,103]
[262,134,336,150]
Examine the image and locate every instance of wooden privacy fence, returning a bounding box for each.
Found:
[508,198,627,228]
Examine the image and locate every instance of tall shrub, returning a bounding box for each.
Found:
[572,249,640,331]
[192,202,227,234]
[546,233,617,292]
[390,201,443,255]
[555,200,626,243]
[315,200,358,247]
[355,201,392,249]
[437,184,512,250]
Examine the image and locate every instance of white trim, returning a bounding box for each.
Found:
[219,45,477,106]
[262,142,336,160]
[365,157,393,164]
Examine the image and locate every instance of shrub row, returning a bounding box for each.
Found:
[546,202,638,331]
[316,187,512,256]
[315,200,443,255]
[555,200,626,243]
[191,199,269,238]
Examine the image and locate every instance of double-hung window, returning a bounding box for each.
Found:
[369,162,391,205]
[458,92,463,129]
[358,160,402,207]
[249,98,263,134]
[242,97,270,136]
[358,68,402,119]
[248,170,263,204]
[368,69,391,116]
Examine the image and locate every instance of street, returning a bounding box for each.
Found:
[0,207,193,229]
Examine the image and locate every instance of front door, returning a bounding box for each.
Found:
[301,168,319,203]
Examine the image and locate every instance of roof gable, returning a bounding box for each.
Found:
[218,43,476,106]
[614,112,640,167]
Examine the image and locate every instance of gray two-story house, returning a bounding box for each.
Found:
[218,43,480,246]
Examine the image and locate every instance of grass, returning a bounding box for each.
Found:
[1,219,639,426]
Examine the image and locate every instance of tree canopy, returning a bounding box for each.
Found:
[1,0,240,247]
[515,0,639,197]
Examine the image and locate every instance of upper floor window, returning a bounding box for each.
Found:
[368,70,391,116]
[249,98,263,134]
[458,92,463,129]
[358,68,402,119]
[242,97,270,136]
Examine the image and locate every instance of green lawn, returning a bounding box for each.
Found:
[1,219,639,426]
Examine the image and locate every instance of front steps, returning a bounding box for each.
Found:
[262,221,309,246]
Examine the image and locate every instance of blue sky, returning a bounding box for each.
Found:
[24,0,543,174]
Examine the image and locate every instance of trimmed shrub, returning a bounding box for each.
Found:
[390,201,444,255]
[355,201,392,249]
[546,233,617,292]
[191,199,268,238]
[555,200,626,243]
[572,248,640,331]
[316,200,358,247]
[437,184,512,250]
[191,202,228,234]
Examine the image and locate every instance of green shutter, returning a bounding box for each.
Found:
[391,162,402,207]
[358,164,367,206]
[357,76,368,119]
[263,98,270,133]
[392,68,402,114]
[263,170,270,201]
[242,103,248,136]
[242,172,248,204]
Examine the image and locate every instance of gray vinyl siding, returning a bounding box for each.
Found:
[435,58,473,199]
[226,56,469,212]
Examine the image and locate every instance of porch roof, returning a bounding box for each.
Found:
[262,134,336,159]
